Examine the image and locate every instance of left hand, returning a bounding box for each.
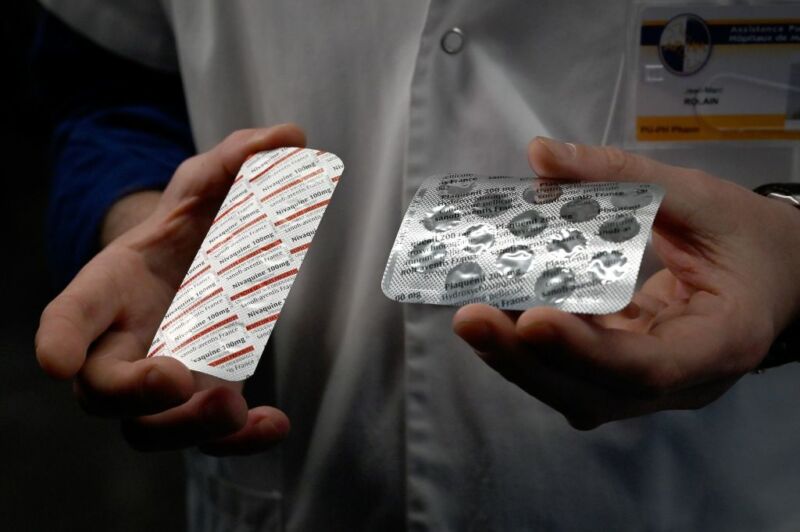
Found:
[453,137,800,430]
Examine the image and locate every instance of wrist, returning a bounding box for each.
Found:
[757,323,800,370]
[100,190,163,247]
[753,183,800,370]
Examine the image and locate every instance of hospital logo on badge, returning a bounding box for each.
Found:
[658,14,712,76]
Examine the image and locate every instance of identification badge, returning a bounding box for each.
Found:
[635,3,800,142]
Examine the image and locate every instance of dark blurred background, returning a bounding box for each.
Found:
[1,2,185,530]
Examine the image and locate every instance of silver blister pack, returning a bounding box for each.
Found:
[381,175,664,314]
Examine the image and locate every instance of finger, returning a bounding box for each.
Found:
[589,291,667,332]
[455,305,737,428]
[198,406,290,456]
[216,124,307,177]
[515,305,718,397]
[75,331,194,416]
[453,304,648,429]
[454,304,582,410]
[527,137,714,228]
[164,124,307,204]
[121,386,249,452]
[453,304,524,366]
[637,268,693,303]
[35,255,123,379]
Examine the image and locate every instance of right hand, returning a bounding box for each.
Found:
[35,125,306,455]
[454,138,800,429]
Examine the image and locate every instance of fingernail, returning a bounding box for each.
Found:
[620,302,641,320]
[263,415,290,437]
[202,394,231,425]
[455,320,494,352]
[537,137,576,160]
[247,130,279,151]
[519,321,557,344]
[140,367,180,409]
[249,129,270,143]
[141,367,168,403]
[143,367,164,389]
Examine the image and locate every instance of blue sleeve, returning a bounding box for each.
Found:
[32,11,196,288]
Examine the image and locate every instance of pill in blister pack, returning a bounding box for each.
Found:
[381,174,664,314]
[148,147,343,381]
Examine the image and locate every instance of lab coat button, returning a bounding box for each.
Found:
[441,28,465,54]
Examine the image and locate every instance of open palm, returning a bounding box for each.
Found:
[454,138,800,429]
[36,125,305,453]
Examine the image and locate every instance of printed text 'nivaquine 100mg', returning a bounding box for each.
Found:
[148,147,343,381]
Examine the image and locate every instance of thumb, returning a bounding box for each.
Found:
[528,136,714,230]
[163,123,307,205]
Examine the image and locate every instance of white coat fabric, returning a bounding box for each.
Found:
[40,0,800,530]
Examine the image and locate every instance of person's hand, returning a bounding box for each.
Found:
[453,137,800,430]
[35,125,306,454]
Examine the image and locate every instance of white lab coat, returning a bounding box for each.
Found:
[40,0,800,530]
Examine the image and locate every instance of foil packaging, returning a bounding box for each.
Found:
[148,147,343,381]
[382,174,664,314]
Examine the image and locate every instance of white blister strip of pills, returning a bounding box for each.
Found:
[382,175,663,314]
[148,147,343,381]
